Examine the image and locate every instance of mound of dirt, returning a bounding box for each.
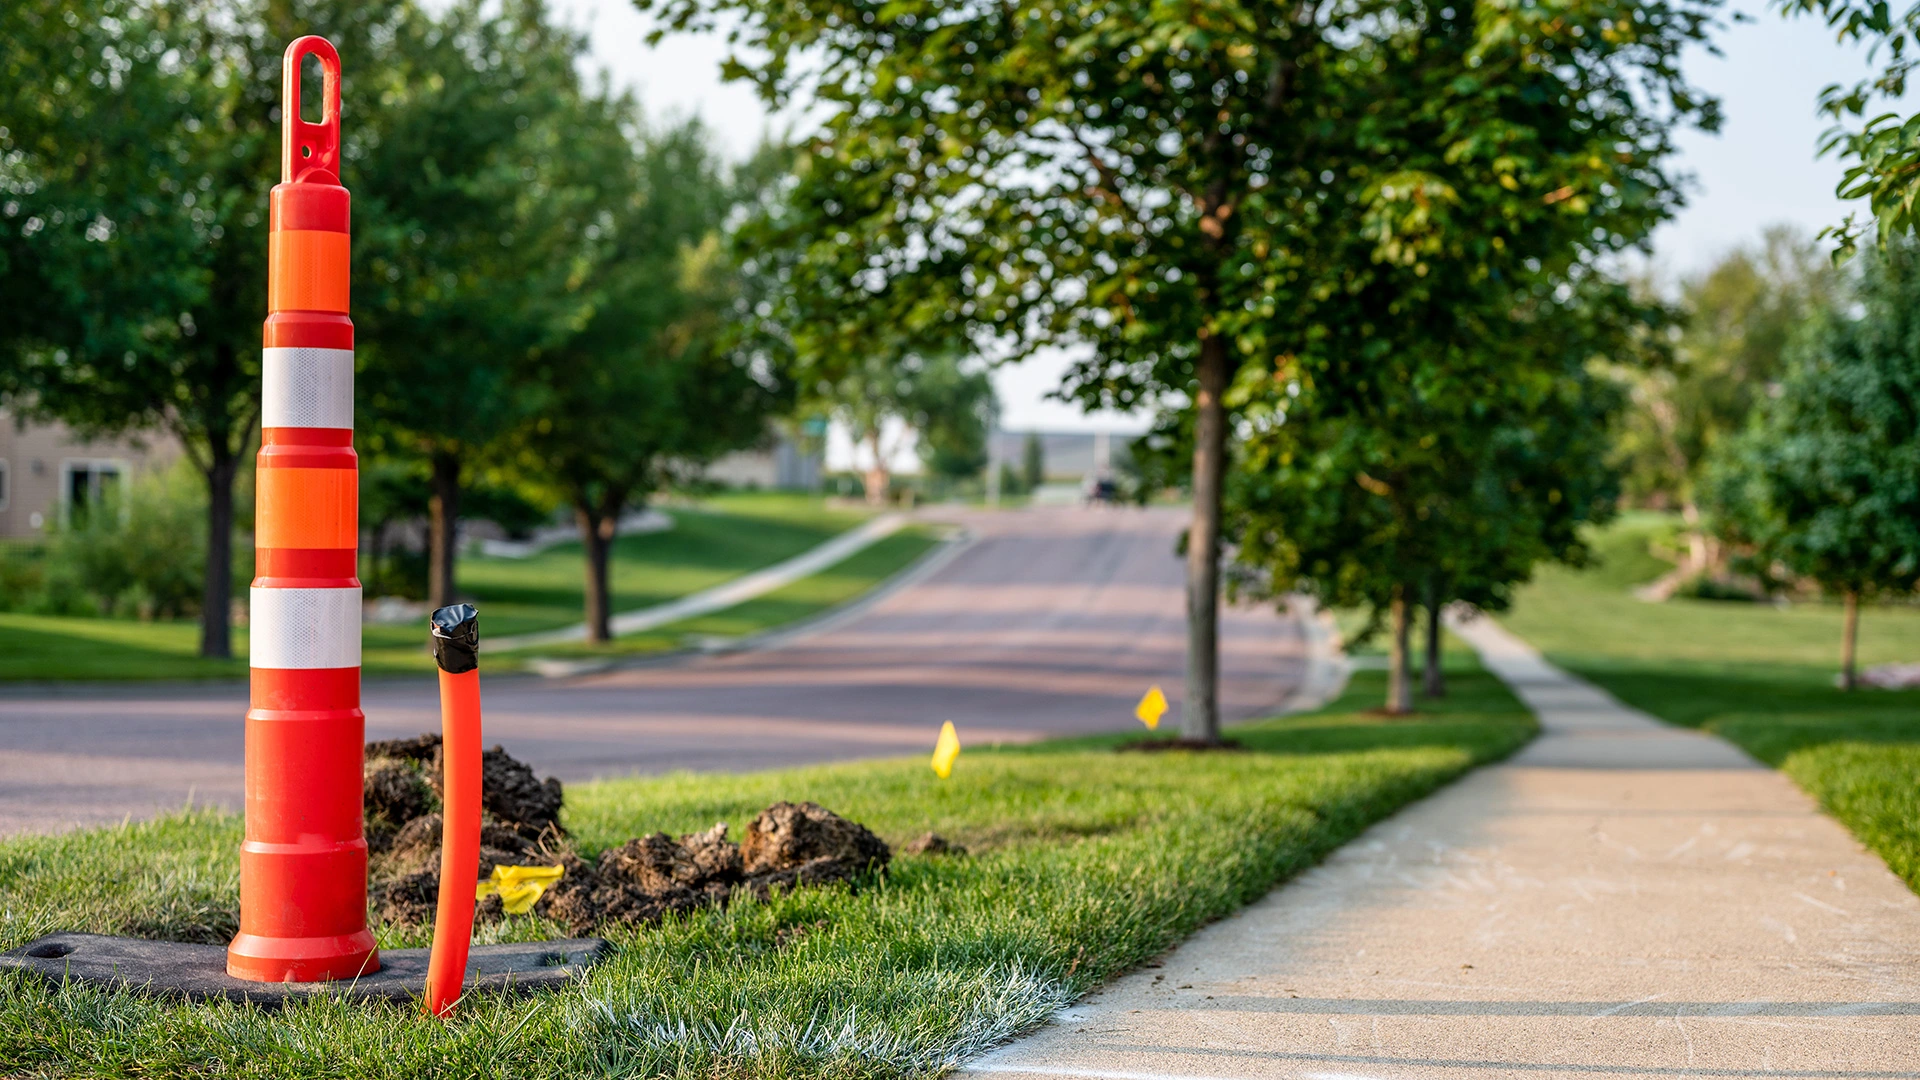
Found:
[363,733,564,846]
[743,800,891,876]
[534,804,890,935]
[361,736,889,934]
[363,734,569,925]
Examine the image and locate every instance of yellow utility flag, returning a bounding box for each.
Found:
[931,721,961,778]
[476,864,565,915]
[1135,685,1169,729]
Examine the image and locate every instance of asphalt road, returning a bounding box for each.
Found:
[0,506,1310,836]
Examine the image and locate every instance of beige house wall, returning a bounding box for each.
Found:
[0,411,182,540]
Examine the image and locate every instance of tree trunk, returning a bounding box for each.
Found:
[1183,333,1229,743]
[1386,584,1412,715]
[1679,497,1712,576]
[428,452,462,609]
[578,504,613,644]
[199,451,239,659]
[1422,584,1445,699]
[864,431,890,506]
[369,519,388,596]
[1841,589,1859,691]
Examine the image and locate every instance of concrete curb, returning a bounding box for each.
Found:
[1277,594,1350,715]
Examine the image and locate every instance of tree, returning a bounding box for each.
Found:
[352,0,605,609]
[821,350,986,505]
[509,115,785,641]
[913,359,997,483]
[647,0,1719,742]
[1779,0,1920,253]
[1227,378,1624,714]
[0,0,410,657]
[1227,271,1638,712]
[1609,227,1838,589]
[1704,238,1920,690]
[1021,432,1046,494]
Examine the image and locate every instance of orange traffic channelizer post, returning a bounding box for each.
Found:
[0,30,596,1006]
[424,604,483,1017]
[227,35,379,984]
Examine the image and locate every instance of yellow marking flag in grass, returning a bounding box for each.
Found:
[476,864,565,914]
[1136,685,1168,729]
[931,721,961,778]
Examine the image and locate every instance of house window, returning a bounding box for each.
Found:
[60,459,123,522]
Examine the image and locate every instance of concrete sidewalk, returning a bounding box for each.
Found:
[966,614,1920,1079]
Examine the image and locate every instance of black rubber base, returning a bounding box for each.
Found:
[0,932,606,1006]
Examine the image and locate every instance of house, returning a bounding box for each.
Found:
[0,411,178,539]
[702,432,823,491]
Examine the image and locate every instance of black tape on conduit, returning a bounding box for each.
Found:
[429,603,480,674]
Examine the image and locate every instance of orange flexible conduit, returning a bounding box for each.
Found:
[424,604,482,1017]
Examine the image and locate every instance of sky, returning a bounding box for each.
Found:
[551,0,1879,439]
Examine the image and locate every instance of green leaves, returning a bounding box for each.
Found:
[1705,235,1920,599]
[353,0,608,465]
[505,114,785,521]
[658,0,1718,424]
[1777,0,1920,254]
[1608,226,1837,511]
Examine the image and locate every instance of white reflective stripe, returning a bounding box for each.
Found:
[250,586,361,669]
[261,347,353,430]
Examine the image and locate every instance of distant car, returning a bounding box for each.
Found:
[1083,477,1120,506]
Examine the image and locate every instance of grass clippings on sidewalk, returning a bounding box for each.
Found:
[1504,513,1920,892]
[0,662,1534,1079]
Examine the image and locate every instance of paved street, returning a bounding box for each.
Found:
[0,506,1311,836]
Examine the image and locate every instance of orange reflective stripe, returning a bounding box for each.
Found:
[256,466,356,549]
[268,230,350,313]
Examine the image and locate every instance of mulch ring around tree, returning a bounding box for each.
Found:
[363,734,891,936]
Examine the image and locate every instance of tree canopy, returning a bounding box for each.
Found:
[0,0,359,656]
[647,0,1722,739]
[1226,272,1636,711]
[2,0,788,646]
[1705,236,1920,688]
[507,116,786,641]
[351,0,608,608]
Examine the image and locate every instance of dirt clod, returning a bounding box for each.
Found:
[903,832,967,857]
[682,822,745,881]
[364,734,442,764]
[363,759,435,853]
[534,808,889,935]
[376,869,441,927]
[742,801,890,876]
[476,746,565,838]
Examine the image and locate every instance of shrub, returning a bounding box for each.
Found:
[0,541,50,612]
[37,462,207,619]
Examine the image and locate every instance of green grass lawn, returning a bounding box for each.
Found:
[513,528,941,661]
[0,495,876,681]
[1502,513,1920,891]
[0,660,1534,1079]
[0,615,243,682]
